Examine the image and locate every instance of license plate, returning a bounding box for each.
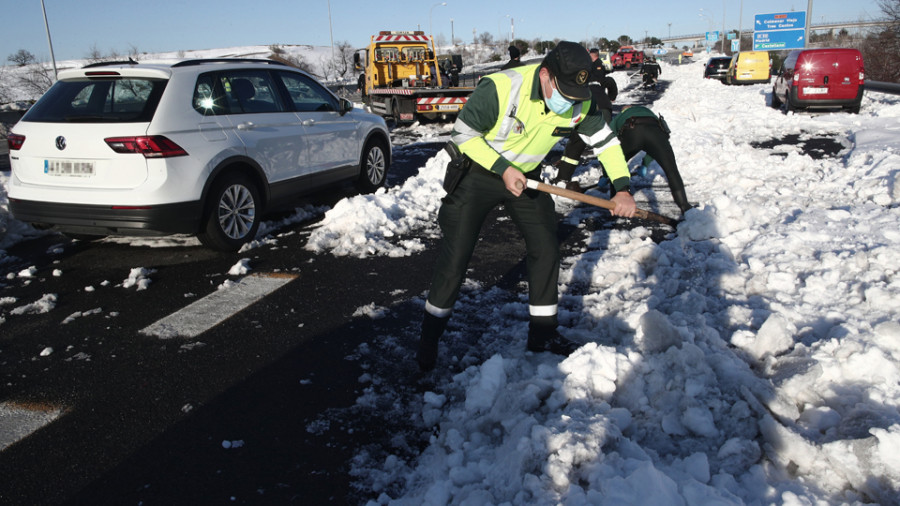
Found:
[437,104,460,111]
[45,159,95,177]
[803,87,829,95]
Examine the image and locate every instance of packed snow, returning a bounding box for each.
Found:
[2,51,900,505]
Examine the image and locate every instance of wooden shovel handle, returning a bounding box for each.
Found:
[519,180,678,227]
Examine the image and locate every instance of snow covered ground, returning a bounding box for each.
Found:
[304,61,900,504]
[3,53,900,504]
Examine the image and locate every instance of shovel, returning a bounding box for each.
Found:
[518,179,679,228]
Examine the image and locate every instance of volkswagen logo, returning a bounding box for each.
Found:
[55,136,66,151]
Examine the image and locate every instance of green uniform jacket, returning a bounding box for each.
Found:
[609,105,658,135]
[450,64,632,191]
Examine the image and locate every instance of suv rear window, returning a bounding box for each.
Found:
[23,78,166,123]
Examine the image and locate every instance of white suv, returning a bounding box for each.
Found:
[6,58,391,251]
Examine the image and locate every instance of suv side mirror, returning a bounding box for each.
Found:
[340,98,354,115]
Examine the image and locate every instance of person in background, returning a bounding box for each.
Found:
[641,56,662,89]
[416,42,636,372]
[587,47,618,108]
[501,45,523,69]
[553,47,618,191]
[555,105,693,215]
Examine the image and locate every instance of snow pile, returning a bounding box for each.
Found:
[322,60,897,504]
[305,151,446,257]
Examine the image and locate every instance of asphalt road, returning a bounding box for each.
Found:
[1,143,9,172]
[0,140,444,504]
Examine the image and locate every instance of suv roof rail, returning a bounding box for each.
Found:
[82,58,139,68]
[171,58,288,68]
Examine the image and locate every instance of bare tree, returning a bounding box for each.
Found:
[477,32,494,46]
[268,51,312,74]
[858,0,900,81]
[128,43,141,61]
[17,64,54,98]
[0,66,13,104]
[861,30,900,81]
[7,49,37,67]
[333,41,355,78]
[880,0,900,26]
[86,44,105,64]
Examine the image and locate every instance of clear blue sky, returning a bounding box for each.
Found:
[2,0,886,63]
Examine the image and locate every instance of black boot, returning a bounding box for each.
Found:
[526,316,581,356]
[417,313,449,371]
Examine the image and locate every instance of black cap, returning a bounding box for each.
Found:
[508,46,520,59]
[589,48,600,54]
[542,41,592,101]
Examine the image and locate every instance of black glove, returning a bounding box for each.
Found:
[550,178,584,193]
[564,181,584,193]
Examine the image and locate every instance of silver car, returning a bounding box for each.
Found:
[7,58,391,251]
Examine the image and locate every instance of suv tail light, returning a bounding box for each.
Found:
[7,133,25,150]
[105,136,188,158]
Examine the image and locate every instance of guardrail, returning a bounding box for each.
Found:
[866,81,900,95]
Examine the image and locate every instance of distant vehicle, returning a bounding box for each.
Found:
[704,56,732,81]
[6,58,391,251]
[725,51,771,85]
[612,46,645,70]
[354,30,474,123]
[771,48,865,114]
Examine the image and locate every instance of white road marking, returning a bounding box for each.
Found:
[140,273,297,339]
[0,402,63,452]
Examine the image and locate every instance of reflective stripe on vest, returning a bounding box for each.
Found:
[453,66,586,173]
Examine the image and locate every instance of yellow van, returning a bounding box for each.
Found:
[726,51,771,85]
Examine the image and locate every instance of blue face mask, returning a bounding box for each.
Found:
[546,88,575,115]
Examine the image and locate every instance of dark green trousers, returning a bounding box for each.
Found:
[425,167,559,318]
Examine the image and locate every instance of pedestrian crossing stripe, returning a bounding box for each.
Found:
[140,273,297,339]
[0,401,63,452]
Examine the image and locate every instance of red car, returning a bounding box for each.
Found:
[771,48,865,113]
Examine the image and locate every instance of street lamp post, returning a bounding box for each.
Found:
[451,18,455,45]
[429,2,446,37]
[804,0,813,48]
[40,0,58,80]
[328,0,335,79]
[721,0,727,53]
[699,8,713,52]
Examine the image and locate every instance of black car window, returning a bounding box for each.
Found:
[276,71,338,113]
[24,78,166,123]
[198,70,287,115]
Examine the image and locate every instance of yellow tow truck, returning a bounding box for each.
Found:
[354,30,474,123]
